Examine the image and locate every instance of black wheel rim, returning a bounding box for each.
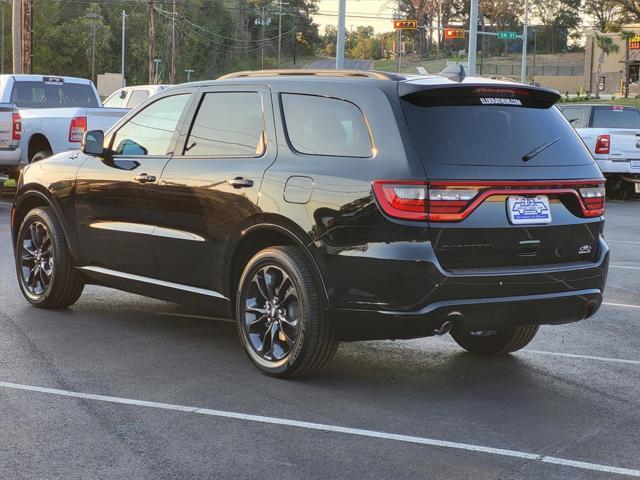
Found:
[19,220,54,297]
[243,266,300,362]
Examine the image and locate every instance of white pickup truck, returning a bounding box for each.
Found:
[559,104,640,198]
[0,75,128,178]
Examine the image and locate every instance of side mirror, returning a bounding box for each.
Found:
[82,130,105,156]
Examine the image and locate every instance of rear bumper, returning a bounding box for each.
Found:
[595,158,640,177]
[0,147,22,167]
[328,237,609,341]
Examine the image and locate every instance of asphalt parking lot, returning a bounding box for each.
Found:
[0,197,639,480]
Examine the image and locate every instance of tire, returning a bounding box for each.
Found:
[30,150,52,163]
[235,246,338,378]
[15,207,84,308]
[450,325,539,354]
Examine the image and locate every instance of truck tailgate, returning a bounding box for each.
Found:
[0,103,17,150]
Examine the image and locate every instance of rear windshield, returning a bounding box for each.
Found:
[591,107,640,129]
[10,80,99,108]
[402,101,592,167]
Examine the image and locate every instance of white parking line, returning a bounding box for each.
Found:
[522,350,640,366]
[603,302,640,310]
[0,380,638,478]
[607,239,640,245]
[610,265,640,270]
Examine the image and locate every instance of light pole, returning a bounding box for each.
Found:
[468,0,478,76]
[520,0,529,83]
[121,10,126,87]
[154,58,161,84]
[336,0,346,68]
[184,68,194,82]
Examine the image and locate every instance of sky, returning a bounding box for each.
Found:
[314,0,399,34]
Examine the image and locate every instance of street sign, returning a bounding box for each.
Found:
[444,28,465,39]
[393,20,417,30]
[498,31,518,39]
[630,35,640,49]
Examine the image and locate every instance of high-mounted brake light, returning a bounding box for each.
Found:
[595,134,610,154]
[12,112,21,141]
[69,116,87,143]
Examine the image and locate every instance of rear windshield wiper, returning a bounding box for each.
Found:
[522,136,561,162]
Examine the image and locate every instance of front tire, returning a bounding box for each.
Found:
[15,207,84,308]
[236,246,337,378]
[450,325,539,354]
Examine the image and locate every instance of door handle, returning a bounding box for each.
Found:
[227,177,254,188]
[134,173,156,184]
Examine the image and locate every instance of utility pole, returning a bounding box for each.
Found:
[86,12,100,84]
[520,0,529,83]
[468,0,478,76]
[170,0,176,84]
[2,0,6,74]
[154,58,161,84]
[11,0,19,73]
[121,10,126,87]
[148,0,155,84]
[184,68,194,82]
[336,0,345,68]
[21,0,32,74]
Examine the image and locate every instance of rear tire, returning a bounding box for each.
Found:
[15,207,84,308]
[236,246,338,378]
[30,150,52,163]
[450,325,539,354]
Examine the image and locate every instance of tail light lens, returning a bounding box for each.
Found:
[579,186,606,216]
[373,180,605,222]
[12,112,21,141]
[595,134,610,154]
[372,181,428,220]
[69,116,87,142]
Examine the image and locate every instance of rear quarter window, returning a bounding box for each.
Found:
[281,93,373,158]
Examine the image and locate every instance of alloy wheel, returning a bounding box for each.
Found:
[243,265,300,362]
[19,220,54,297]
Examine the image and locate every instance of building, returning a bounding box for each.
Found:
[584,24,640,96]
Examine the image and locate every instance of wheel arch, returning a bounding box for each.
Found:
[225,220,330,308]
[12,188,79,263]
[27,133,53,162]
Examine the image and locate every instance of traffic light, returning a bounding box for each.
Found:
[393,20,418,30]
[444,28,465,39]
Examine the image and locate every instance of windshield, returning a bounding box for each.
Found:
[401,102,592,167]
[592,107,640,129]
[10,80,99,108]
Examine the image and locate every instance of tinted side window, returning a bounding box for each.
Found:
[281,94,373,157]
[103,89,128,108]
[183,92,264,157]
[592,107,640,129]
[126,89,150,109]
[560,106,588,128]
[112,94,190,156]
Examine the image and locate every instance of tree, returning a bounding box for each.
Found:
[583,0,625,32]
[620,30,636,98]
[532,0,581,53]
[593,33,620,98]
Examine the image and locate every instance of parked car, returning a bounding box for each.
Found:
[11,70,609,377]
[559,103,640,197]
[0,75,129,178]
[103,85,169,109]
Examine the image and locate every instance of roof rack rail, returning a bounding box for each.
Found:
[218,69,406,81]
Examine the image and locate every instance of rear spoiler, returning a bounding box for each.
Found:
[399,83,561,109]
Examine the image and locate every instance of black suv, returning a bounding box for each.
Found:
[11,70,609,377]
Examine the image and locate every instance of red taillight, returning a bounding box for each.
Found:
[12,112,21,141]
[69,116,87,142]
[579,186,606,216]
[372,181,428,220]
[373,180,605,222]
[595,134,610,154]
